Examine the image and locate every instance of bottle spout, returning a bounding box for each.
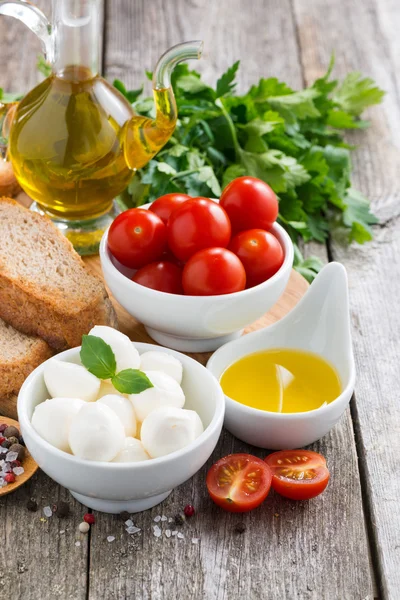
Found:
[153,41,204,91]
[0,0,53,62]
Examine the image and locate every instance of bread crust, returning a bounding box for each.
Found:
[0,337,53,398]
[0,197,118,349]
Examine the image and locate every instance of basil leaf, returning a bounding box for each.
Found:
[112,369,154,394]
[80,335,116,379]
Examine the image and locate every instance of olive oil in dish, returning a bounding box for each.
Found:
[220,348,341,413]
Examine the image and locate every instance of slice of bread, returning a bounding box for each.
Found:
[0,197,118,350]
[0,317,53,419]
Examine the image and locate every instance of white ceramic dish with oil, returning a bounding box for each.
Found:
[207,262,355,449]
[18,343,224,514]
[99,202,294,353]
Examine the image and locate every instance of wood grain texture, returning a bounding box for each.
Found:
[95,2,373,599]
[293,1,400,597]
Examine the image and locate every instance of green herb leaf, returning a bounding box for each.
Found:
[342,187,379,243]
[333,72,385,116]
[112,369,154,394]
[80,335,117,379]
[113,79,143,103]
[216,61,240,98]
[37,55,52,78]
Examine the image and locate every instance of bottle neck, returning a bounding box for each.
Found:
[52,0,101,79]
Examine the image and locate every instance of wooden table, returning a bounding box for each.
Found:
[0,1,399,598]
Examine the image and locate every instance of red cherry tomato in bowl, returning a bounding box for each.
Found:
[265,450,330,500]
[149,193,190,224]
[108,209,167,269]
[132,261,183,294]
[206,453,272,512]
[182,247,246,296]
[229,229,284,287]
[220,176,279,233]
[167,197,231,262]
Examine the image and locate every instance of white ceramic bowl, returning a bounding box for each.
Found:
[207,263,356,449]
[100,206,294,352]
[18,343,224,514]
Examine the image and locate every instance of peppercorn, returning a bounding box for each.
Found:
[119,511,131,522]
[79,522,90,533]
[0,423,7,433]
[0,437,5,445]
[174,513,185,526]
[4,426,19,438]
[27,498,38,512]
[1,440,12,449]
[10,460,21,468]
[9,443,25,461]
[184,504,195,518]
[7,436,19,445]
[56,501,70,518]
[233,522,246,534]
[5,473,15,483]
[83,513,95,525]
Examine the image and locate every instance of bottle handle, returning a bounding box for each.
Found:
[0,1,53,62]
[0,102,17,160]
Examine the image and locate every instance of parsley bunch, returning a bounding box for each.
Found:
[116,57,384,280]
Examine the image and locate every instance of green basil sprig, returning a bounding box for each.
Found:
[80,335,153,394]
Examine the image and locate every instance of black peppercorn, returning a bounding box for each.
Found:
[27,498,38,512]
[9,443,25,461]
[1,439,12,449]
[174,513,185,526]
[233,522,246,534]
[4,426,19,438]
[7,436,19,445]
[119,511,131,522]
[56,501,70,518]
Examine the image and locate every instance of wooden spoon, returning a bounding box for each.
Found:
[0,415,38,497]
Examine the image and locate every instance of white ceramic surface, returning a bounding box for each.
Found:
[207,262,355,449]
[18,343,224,514]
[99,202,294,352]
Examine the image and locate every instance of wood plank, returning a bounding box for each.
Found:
[0,2,94,598]
[293,0,400,597]
[92,1,374,598]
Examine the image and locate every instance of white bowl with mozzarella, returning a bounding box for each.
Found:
[18,342,224,514]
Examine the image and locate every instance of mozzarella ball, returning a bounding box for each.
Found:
[32,397,86,453]
[129,371,185,423]
[112,437,150,463]
[97,394,137,437]
[139,351,183,384]
[141,407,204,458]
[69,403,125,462]
[97,380,127,399]
[44,358,100,402]
[89,326,140,372]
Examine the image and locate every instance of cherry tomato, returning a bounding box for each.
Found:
[149,193,191,225]
[108,209,167,269]
[265,450,330,500]
[220,176,279,233]
[229,229,284,287]
[182,248,246,296]
[132,261,183,294]
[206,453,272,512]
[167,197,231,262]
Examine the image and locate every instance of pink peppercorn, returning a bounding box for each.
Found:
[0,424,7,433]
[5,473,16,483]
[184,504,195,517]
[83,513,95,525]
[11,460,21,468]
[0,437,5,445]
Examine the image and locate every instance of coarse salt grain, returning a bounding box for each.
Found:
[43,506,53,518]
[0,447,8,454]
[2,463,11,473]
[168,517,173,523]
[171,530,178,536]
[13,466,24,476]
[153,525,162,538]
[192,538,199,544]
[75,541,81,547]
[161,515,167,522]
[60,530,65,534]
[177,532,184,539]
[107,536,115,543]
[125,519,134,528]
[165,529,172,538]
[153,515,161,523]
[6,452,18,462]
[126,526,141,535]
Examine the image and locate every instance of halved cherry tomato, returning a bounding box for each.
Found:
[265,450,330,500]
[149,193,191,224]
[229,229,284,287]
[132,261,183,294]
[220,176,279,234]
[108,208,167,269]
[167,197,231,262]
[207,453,272,512]
[182,247,246,296]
